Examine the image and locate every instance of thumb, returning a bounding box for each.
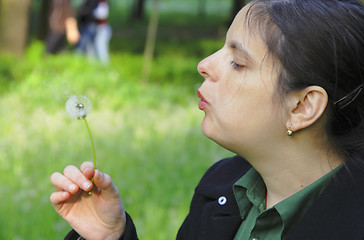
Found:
[94,169,120,201]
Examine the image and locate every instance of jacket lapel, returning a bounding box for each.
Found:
[286,160,364,239]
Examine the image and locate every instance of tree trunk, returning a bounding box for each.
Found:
[141,0,159,83]
[0,0,32,57]
[36,0,50,41]
[131,0,145,20]
[198,0,206,18]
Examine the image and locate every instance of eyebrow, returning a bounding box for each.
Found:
[228,40,254,64]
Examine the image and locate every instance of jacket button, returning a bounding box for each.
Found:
[218,196,227,205]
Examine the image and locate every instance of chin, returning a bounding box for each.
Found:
[201,116,230,147]
[201,122,221,145]
[201,123,241,154]
[201,126,212,140]
[201,118,214,139]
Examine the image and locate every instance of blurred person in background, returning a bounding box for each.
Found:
[50,0,364,239]
[76,0,112,64]
[46,0,80,54]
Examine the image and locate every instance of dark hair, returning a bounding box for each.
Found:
[246,0,364,161]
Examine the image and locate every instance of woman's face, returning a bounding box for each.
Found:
[197,6,286,156]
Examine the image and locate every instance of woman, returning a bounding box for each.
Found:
[76,0,112,63]
[46,0,80,54]
[50,0,364,239]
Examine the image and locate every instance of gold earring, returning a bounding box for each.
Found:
[287,129,294,136]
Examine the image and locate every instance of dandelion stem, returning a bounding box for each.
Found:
[83,117,96,172]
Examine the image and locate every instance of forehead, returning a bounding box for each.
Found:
[226,5,270,66]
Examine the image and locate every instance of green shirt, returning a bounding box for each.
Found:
[233,166,341,240]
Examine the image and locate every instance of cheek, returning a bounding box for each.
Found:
[221,90,276,131]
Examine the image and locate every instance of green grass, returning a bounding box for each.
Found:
[0,27,231,239]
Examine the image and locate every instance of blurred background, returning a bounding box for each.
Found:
[0,0,245,239]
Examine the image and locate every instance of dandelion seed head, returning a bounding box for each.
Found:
[76,103,84,109]
[65,95,92,119]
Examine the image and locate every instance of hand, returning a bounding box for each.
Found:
[50,162,126,240]
[65,17,80,44]
[66,29,80,44]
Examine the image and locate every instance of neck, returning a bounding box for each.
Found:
[241,138,343,209]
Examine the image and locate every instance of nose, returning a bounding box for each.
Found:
[197,56,209,78]
[197,51,218,80]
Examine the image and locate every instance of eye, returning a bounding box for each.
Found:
[231,61,245,70]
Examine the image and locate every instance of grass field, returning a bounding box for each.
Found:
[0,2,234,239]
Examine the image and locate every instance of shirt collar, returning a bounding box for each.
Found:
[274,165,342,235]
[233,165,342,236]
[233,168,266,219]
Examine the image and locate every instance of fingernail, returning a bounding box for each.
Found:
[70,184,77,192]
[95,169,103,181]
[83,182,92,190]
[96,169,102,179]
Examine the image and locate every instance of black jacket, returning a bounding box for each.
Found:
[66,155,364,240]
[76,0,99,25]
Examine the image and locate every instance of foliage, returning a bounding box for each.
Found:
[0,10,230,239]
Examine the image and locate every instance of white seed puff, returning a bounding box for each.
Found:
[65,95,92,119]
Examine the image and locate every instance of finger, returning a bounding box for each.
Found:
[80,161,94,179]
[94,169,120,201]
[80,161,94,173]
[50,191,71,212]
[63,165,93,191]
[50,172,78,193]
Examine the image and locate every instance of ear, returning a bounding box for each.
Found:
[286,86,328,132]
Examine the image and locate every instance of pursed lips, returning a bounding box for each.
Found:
[197,89,209,110]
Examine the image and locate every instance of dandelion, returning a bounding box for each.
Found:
[65,95,96,193]
[65,95,92,119]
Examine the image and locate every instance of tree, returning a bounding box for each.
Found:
[198,0,206,18]
[131,0,145,20]
[141,0,159,83]
[36,0,51,41]
[0,0,32,57]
